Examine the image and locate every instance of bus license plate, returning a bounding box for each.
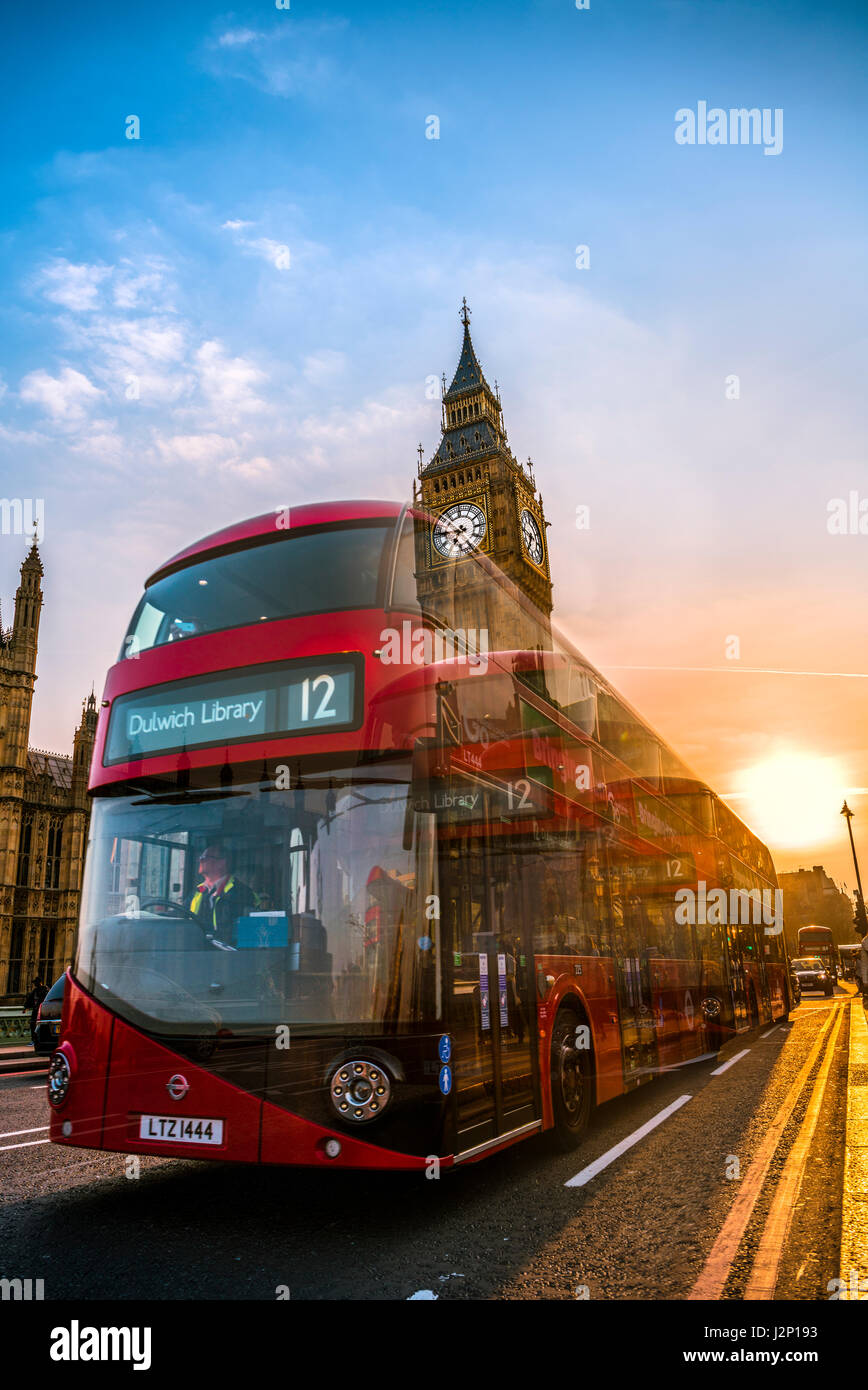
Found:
[139,1114,224,1145]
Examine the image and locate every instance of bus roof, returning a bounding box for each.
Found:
[147,499,404,585]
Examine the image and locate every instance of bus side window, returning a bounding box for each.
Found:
[389,514,423,612]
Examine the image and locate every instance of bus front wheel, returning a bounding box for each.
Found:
[547,1007,593,1150]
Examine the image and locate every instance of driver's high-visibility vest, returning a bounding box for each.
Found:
[190,876,238,933]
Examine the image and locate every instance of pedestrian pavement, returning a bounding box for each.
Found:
[0,1043,49,1074]
[840,994,868,1298]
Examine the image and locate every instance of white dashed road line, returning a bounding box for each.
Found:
[0,1126,49,1139]
[565,1094,693,1188]
[710,1048,751,1076]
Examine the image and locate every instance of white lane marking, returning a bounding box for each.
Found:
[0,1125,49,1139]
[711,1048,751,1076]
[565,1094,692,1188]
[660,1051,719,1071]
[761,1026,779,1038]
[0,1138,50,1152]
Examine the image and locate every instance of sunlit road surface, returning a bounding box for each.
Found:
[0,987,855,1301]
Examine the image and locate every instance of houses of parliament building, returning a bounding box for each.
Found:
[0,541,96,1003]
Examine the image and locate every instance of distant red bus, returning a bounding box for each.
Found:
[48,500,789,1171]
[797,925,837,979]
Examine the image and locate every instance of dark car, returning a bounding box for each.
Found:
[788,965,802,1006]
[33,974,65,1054]
[790,956,834,998]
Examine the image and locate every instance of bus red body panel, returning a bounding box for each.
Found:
[50,975,433,1172]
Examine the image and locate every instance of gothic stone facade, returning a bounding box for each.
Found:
[0,542,96,1003]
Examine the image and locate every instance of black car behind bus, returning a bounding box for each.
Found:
[33,974,65,1054]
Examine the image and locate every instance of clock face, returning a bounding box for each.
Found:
[520,509,544,565]
[432,503,487,558]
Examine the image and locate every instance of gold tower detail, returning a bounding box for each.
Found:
[414,302,553,652]
[0,541,96,1002]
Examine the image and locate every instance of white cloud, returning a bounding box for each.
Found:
[19,366,104,423]
[69,422,126,464]
[217,28,264,47]
[0,423,49,446]
[222,222,291,269]
[39,259,111,312]
[303,350,347,384]
[194,339,268,421]
[153,431,274,480]
[58,311,194,406]
[234,454,274,480]
[155,432,238,466]
[112,266,168,309]
[203,24,342,100]
[247,237,290,269]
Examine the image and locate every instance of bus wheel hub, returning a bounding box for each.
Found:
[330,1060,391,1122]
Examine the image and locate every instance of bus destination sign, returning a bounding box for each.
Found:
[104,657,361,764]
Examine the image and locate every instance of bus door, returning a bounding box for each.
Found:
[726,927,750,1028]
[442,827,538,1158]
[607,861,659,1087]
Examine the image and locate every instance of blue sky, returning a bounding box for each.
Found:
[1,0,866,881]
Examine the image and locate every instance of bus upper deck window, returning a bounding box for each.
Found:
[123,600,163,660]
[389,515,423,612]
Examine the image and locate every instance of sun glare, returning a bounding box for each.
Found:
[735,752,846,849]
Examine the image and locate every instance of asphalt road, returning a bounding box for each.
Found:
[0,989,851,1301]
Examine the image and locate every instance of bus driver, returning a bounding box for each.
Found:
[190,843,255,947]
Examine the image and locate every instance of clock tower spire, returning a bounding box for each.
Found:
[414,302,553,651]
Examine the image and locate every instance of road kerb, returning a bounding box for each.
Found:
[840,999,868,1299]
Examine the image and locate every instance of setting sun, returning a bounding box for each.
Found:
[732,751,847,849]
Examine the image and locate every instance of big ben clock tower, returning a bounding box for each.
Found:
[414,300,553,652]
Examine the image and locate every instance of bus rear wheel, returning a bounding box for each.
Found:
[547,1007,592,1150]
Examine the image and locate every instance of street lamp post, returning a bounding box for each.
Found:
[841,801,868,934]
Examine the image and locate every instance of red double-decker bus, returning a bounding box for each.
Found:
[48,500,790,1170]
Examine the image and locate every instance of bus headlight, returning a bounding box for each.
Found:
[329,1059,392,1123]
[48,1051,72,1107]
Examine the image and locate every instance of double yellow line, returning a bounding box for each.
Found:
[689,1001,847,1300]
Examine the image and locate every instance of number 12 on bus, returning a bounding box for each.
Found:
[48,501,791,1171]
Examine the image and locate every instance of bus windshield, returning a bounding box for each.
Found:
[121,522,393,658]
[74,766,441,1037]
